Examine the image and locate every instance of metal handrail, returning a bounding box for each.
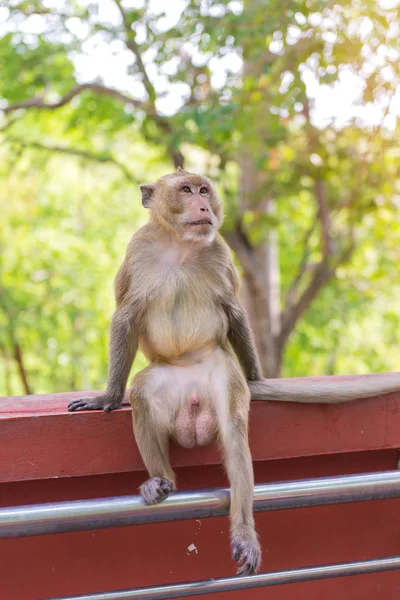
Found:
[44,556,400,599]
[2,470,400,538]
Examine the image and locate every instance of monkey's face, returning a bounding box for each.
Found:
[173,176,222,243]
[140,171,223,244]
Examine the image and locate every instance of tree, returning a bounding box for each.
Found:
[1,0,400,381]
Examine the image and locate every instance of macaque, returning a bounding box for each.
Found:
[68,167,400,576]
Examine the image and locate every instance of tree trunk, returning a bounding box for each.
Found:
[234,3,283,377]
[238,159,281,378]
[12,337,32,395]
[1,349,13,396]
[0,286,33,395]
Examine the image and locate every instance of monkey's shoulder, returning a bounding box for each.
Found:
[124,225,157,256]
[208,235,240,293]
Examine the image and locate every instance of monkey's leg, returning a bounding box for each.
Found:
[130,382,176,506]
[219,369,261,576]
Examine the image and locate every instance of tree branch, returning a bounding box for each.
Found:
[0,114,21,131]
[280,257,332,348]
[11,336,32,395]
[3,4,184,169]
[279,245,354,350]
[282,218,318,314]
[113,0,156,103]
[3,82,145,114]
[5,136,139,185]
[0,286,32,395]
[1,348,13,396]
[110,0,185,168]
[8,2,66,16]
[334,89,397,216]
[279,94,340,345]
[315,179,334,256]
[302,97,335,258]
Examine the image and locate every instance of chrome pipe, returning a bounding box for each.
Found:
[47,556,400,599]
[2,470,400,539]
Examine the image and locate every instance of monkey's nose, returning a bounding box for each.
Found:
[200,206,209,212]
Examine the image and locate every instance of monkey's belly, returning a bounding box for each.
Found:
[142,301,228,360]
[174,396,217,448]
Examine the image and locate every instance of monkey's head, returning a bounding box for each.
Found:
[140,168,223,244]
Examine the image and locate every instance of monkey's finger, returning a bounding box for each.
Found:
[104,404,124,412]
[232,537,261,576]
[231,538,244,562]
[159,479,174,495]
[237,562,256,577]
[232,546,242,562]
[236,554,259,577]
[68,398,98,412]
[103,402,120,412]
[68,400,87,411]
[68,403,91,412]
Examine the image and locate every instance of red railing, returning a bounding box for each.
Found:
[1,374,400,599]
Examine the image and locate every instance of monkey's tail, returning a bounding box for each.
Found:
[248,373,400,403]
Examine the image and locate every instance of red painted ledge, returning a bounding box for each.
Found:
[2,374,400,600]
[1,373,400,484]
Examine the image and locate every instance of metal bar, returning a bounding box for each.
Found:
[2,470,400,539]
[46,556,400,599]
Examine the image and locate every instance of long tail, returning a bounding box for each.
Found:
[248,372,400,403]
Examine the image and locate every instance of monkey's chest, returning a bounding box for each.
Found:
[142,274,228,359]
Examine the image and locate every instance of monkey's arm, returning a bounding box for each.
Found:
[225,306,400,402]
[68,305,140,412]
[68,258,142,413]
[224,299,263,381]
[223,262,400,403]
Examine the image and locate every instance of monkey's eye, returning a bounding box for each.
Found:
[199,186,209,194]
[181,185,191,193]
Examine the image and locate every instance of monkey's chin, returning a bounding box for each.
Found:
[183,226,216,245]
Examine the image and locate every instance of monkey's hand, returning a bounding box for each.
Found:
[67,394,123,413]
[232,534,261,576]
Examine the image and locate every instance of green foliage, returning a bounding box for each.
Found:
[1,0,400,393]
[0,135,168,394]
[0,34,76,103]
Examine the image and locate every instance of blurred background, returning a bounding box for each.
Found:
[1,0,400,396]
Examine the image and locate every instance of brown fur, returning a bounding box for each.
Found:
[69,169,261,575]
[68,168,400,575]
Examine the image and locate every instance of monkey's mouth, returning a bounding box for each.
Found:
[188,219,213,226]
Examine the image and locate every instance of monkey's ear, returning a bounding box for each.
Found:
[140,184,156,208]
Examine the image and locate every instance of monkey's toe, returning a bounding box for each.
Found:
[140,477,174,505]
[232,536,261,577]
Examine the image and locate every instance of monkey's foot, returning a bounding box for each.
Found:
[140,477,174,505]
[231,535,261,576]
[67,395,121,412]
